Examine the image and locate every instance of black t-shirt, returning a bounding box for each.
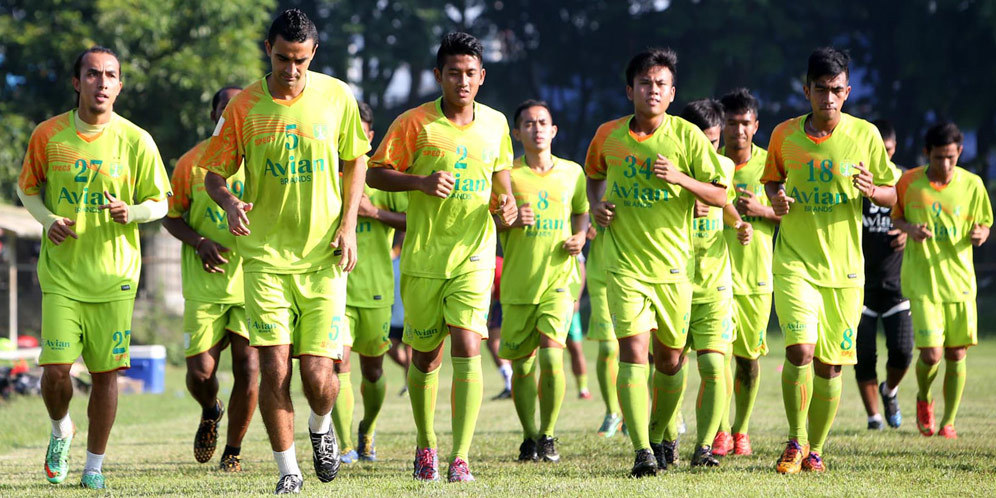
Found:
[862,197,903,292]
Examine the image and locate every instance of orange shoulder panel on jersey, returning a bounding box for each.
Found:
[168,140,208,217]
[584,117,628,179]
[369,102,436,173]
[891,166,925,220]
[200,83,263,178]
[17,113,73,195]
[760,117,797,184]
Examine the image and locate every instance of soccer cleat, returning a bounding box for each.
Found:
[517,438,538,462]
[711,431,733,457]
[219,454,242,472]
[413,447,439,481]
[733,433,752,456]
[309,428,341,482]
[340,448,359,464]
[79,471,105,490]
[44,429,75,484]
[621,421,629,437]
[578,389,593,400]
[194,399,225,463]
[868,418,884,430]
[650,443,668,471]
[357,421,377,461]
[662,439,679,466]
[938,425,957,439]
[879,382,902,428]
[491,388,513,400]
[916,399,936,437]
[537,435,560,463]
[775,440,808,475]
[801,452,825,472]
[274,474,303,494]
[630,449,658,478]
[690,445,719,467]
[447,457,475,482]
[597,413,623,437]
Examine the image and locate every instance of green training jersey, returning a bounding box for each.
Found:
[347,186,408,307]
[18,111,170,302]
[691,155,736,302]
[722,145,775,295]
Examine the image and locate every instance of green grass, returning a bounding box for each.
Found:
[2,334,996,496]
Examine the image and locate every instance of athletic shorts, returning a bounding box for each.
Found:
[773,275,862,366]
[183,301,248,357]
[389,325,404,341]
[345,305,392,357]
[863,287,908,316]
[732,293,772,359]
[498,292,574,360]
[687,296,735,353]
[567,310,583,342]
[586,273,615,341]
[911,299,977,349]
[401,269,491,352]
[606,272,691,350]
[487,300,503,330]
[39,293,134,373]
[244,267,346,360]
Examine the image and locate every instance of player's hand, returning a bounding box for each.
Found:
[888,227,907,252]
[592,201,615,227]
[421,171,455,198]
[197,238,230,273]
[586,224,597,240]
[970,223,990,247]
[770,188,795,216]
[357,194,378,219]
[735,220,753,245]
[222,199,253,236]
[736,187,766,218]
[331,226,358,272]
[47,218,78,245]
[99,191,129,224]
[852,163,876,198]
[693,200,710,218]
[562,231,586,255]
[653,154,684,184]
[493,194,518,227]
[908,223,933,242]
[513,202,534,227]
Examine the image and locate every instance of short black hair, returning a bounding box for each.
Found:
[680,99,724,131]
[625,48,677,87]
[719,88,758,118]
[872,119,896,142]
[807,47,849,85]
[436,32,483,71]
[924,122,963,152]
[357,101,373,127]
[73,46,119,80]
[513,99,554,128]
[211,86,241,112]
[267,9,318,46]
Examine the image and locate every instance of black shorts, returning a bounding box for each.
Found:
[487,300,503,330]
[862,287,908,316]
[389,325,404,341]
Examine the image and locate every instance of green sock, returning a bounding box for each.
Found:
[662,362,688,442]
[511,355,538,439]
[808,375,842,455]
[576,373,589,392]
[450,355,483,461]
[695,353,726,447]
[359,374,387,434]
[718,353,734,433]
[916,357,940,402]
[596,340,620,415]
[407,364,439,449]
[538,348,566,437]
[731,359,760,434]
[940,358,966,427]
[332,371,354,449]
[650,364,686,444]
[781,360,812,446]
[617,362,651,450]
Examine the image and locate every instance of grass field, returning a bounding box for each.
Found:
[2,333,996,496]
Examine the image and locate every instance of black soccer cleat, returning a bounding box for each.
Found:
[517,437,538,462]
[310,428,341,482]
[630,449,659,477]
[538,435,560,463]
[274,473,302,494]
[690,445,719,467]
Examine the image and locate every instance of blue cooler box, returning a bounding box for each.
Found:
[123,345,166,394]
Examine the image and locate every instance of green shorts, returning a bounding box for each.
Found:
[911,299,977,349]
[607,272,691,350]
[731,293,772,359]
[401,269,491,352]
[498,292,574,360]
[183,301,248,357]
[687,296,735,353]
[586,273,615,341]
[244,267,346,360]
[345,305,392,357]
[773,275,862,366]
[39,294,134,373]
[567,310,583,342]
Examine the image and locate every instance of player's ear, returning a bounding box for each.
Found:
[625,85,634,102]
[479,67,486,86]
[433,67,442,85]
[72,77,81,93]
[512,127,521,142]
[550,124,558,140]
[264,40,272,57]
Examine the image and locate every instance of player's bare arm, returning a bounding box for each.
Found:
[366,167,456,198]
[357,193,407,231]
[586,177,614,227]
[332,155,368,273]
[653,154,726,207]
[764,181,796,216]
[562,212,590,255]
[852,163,897,208]
[892,215,933,242]
[970,223,990,247]
[735,186,781,222]
[162,217,230,273]
[204,171,252,236]
[722,203,752,245]
[491,169,517,227]
[494,201,533,232]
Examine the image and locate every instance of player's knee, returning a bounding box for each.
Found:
[919,348,942,365]
[943,347,967,362]
[886,349,913,371]
[853,359,877,383]
[41,365,72,386]
[785,345,813,366]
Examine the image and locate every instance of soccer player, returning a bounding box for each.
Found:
[585,224,624,437]
[585,48,728,477]
[163,86,260,472]
[677,99,752,467]
[17,46,171,489]
[713,88,777,456]
[332,102,407,463]
[498,100,589,463]
[854,119,912,431]
[201,10,371,494]
[763,47,899,474]
[892,122,992,439]
[366,32,517,483]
